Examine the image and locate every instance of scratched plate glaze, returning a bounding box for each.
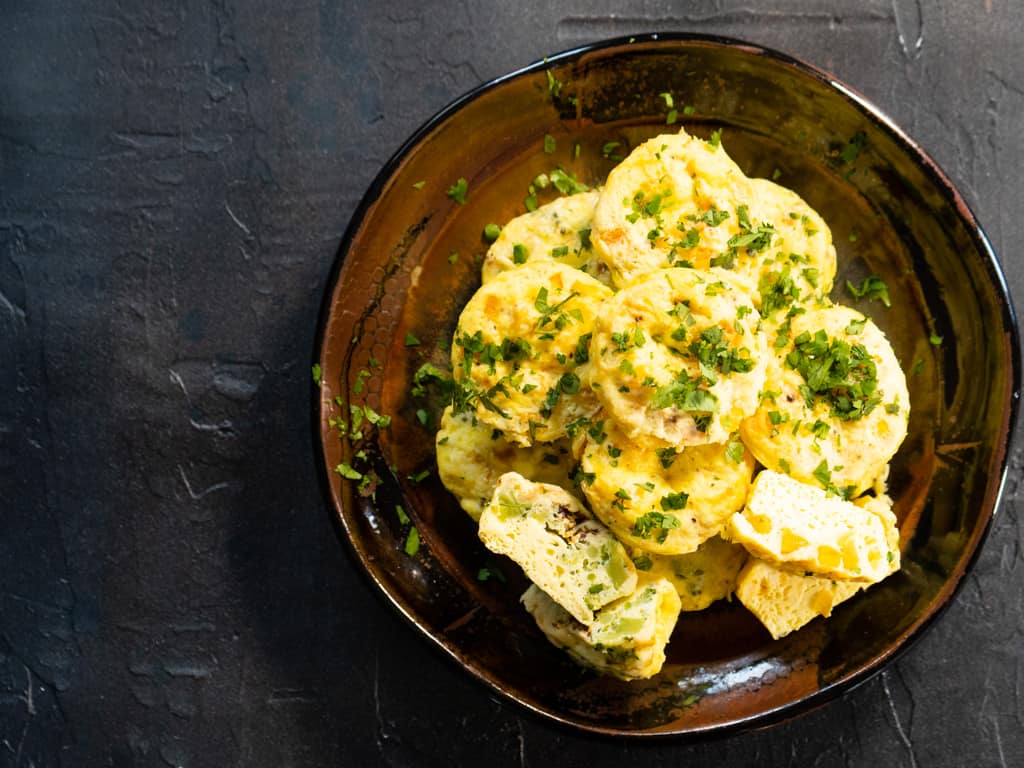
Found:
[313,34,1019,736]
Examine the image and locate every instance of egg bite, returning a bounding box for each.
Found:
[435,406,576,521]
[522,577,682,680]
[590,129,750,287]
[576,418,755,556]
[727,178,837,322]
[481,190,612,286]
[451,260,613,446]
[478,472,637,625]
[586,267,768,446]
[728,470,897,582]
[734,490,901,639]
[738,304,909,496]
[632,534,748,611]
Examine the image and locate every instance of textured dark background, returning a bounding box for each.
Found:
[2,1,1022,766]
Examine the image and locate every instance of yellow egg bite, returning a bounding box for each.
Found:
[481,190,612,286]
[590,129,749,287]
[739,304,909,496]
[577,418,754,555]
[589,130,836,313]
[478,472,637,625]
[730,178,837,323]
[734,490,901,639]
[522,578,682,680]
[734,559,865,640]
[586,267,768,446]
[633,534,748,611]
[728,470,896,582]
[451,260,613,445]
[435,406,576,521]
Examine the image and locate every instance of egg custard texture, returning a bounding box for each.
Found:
[728,470,898,582]
[578,419,755,556]
[451,260,613,446]
[478,472,637,624]
[734,560,865,640]
[481,191,611,286]
[739,304,909,496]
[734,491,902,639]
[522,578,682,681]
[587,267,768,446]
[435,406,575,521]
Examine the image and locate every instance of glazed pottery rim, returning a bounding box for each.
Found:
[313,32,1022,737]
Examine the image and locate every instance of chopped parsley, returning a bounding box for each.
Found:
[632,511,681,543]
[687,326,756,376]
[334,463,362,480]
[846,275,891,307]
[632,554,653,571]
[549,167,589,196]
[477,566,505,582]
[446,177,468,204]
[728,205,776,253]
[697,206,730,227]
[404,526,420,556]
[725,438,745,464]
[659,491,689,511]
[650,369,719,429]
[785,329,881,420]
[602,141,624,161]
[656,446,678,468]
[534,287,581,331]
[840,131,867,164]
[408,469,431,483]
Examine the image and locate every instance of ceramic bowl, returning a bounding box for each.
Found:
[313,34,1020,736]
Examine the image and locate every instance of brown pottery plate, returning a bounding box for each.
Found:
[313,34,1020,736]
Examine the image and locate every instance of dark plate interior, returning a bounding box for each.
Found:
[314,34,1019,736]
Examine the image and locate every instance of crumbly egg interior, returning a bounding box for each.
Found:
[430,127,910,675]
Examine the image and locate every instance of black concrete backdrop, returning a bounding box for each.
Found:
[2,1,1022,766]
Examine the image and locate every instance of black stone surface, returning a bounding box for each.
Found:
[2,1,1022,766]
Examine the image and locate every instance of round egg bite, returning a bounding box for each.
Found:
[739,304,909,497]
[633,534,749,611]
[481,191,612,286]
[590,129,749,288]
[435,406,576,521]
[727,178,837,323]
[577,418,755,555]
[451,260,613,446]
[586,267,768,446]
[589,128,836,320]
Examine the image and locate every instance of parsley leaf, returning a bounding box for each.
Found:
[632,511,681,543]
[846,275,891,307]
[446,177,468,204]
